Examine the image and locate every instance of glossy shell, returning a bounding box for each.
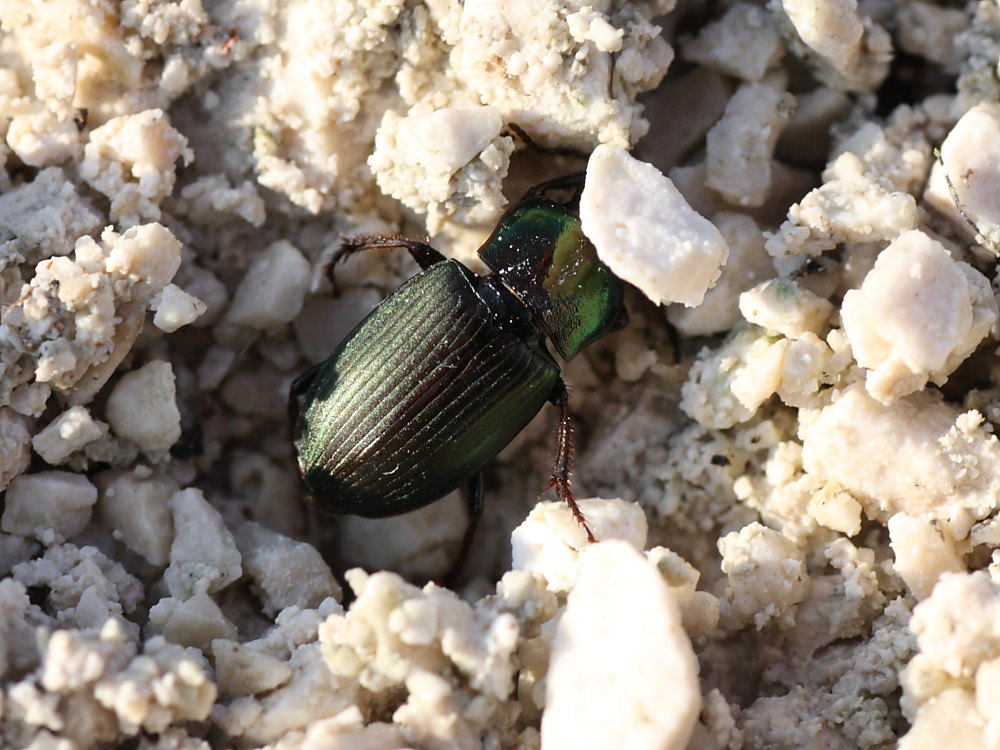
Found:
[478,195,627,359]
[294,259,560,517]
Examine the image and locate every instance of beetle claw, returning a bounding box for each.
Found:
[546,380,596,543]
[545,476,597,543]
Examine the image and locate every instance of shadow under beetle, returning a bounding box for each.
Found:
[289,174,628,565]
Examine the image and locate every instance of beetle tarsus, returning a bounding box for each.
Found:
[544,381,597,543]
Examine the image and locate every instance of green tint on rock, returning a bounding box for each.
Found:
[478,196,627,359]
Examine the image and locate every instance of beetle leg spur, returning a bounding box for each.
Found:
[544,380,596,543]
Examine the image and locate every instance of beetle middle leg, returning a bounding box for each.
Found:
[444,471,484,587]
[543,379,596,543]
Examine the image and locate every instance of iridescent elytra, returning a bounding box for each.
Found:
[290,175,627,561]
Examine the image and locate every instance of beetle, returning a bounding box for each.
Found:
[289,174,627,561]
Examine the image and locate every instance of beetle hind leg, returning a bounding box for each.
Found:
[543,380,596,543]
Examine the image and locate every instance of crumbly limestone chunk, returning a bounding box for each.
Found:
[899,687,988,750]
[444,0,674,150]
[93,468,177,567]
[369,105,513,233]
[317,565,555,750]
[152,284,207,333]
[171,175,266,227]
[800,386,1000,540]
[214,642,358,745]
[739,278,834,339]
[0,167,101,267]
[12,543,143,635]
[681,2,783,81]
[2,223,182,403]
[841,230,997,403]
[243,0,407,213]
[541,541,701,750]
[765,151,918,257]
[718,522,809,630]
[896,1,968,70]
[223,241,311,330]
[907,572,1000,681]
[681,324,844,428]
[91,636,217,734]
[511,498,648,592]
[777,0,891,92]
[0,408,32,492]
[705,80,795,208]
[646,546,720,637]
[104,360,182,458]
[163,488,242,599]
[79,109,193,226]
[234,521,342,616]
[832,113,933,196]
[731,438,826,547]
[899,572,1000,749]
[807,482,863,536]
[926,102,1000,251]
[148,591,238,650]
[1,472,98,545]
[211,639,293,697]
[581,144,727,306]
[888,514,965,601]
[667,212,774,337]
[6,111,80,168]
[680,329,762,429]
[8,383,50,418]
[31,406,108,465]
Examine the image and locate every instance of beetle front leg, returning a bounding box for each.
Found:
[543,380,596,543]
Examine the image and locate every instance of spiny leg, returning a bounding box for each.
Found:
[328,234,446,289]
[444,471,485,587]
[543,379,596,543]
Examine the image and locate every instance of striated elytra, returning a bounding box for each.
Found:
[290,175,627,560]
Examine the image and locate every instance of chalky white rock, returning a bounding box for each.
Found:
[541,541,701,750]
[581,145,728,307]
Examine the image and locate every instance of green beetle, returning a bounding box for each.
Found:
[290,175,627,554]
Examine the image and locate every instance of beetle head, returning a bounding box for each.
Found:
[479,195,627,359]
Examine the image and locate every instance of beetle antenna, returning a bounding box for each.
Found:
[544,381,596,543]
[505,122,587,159]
